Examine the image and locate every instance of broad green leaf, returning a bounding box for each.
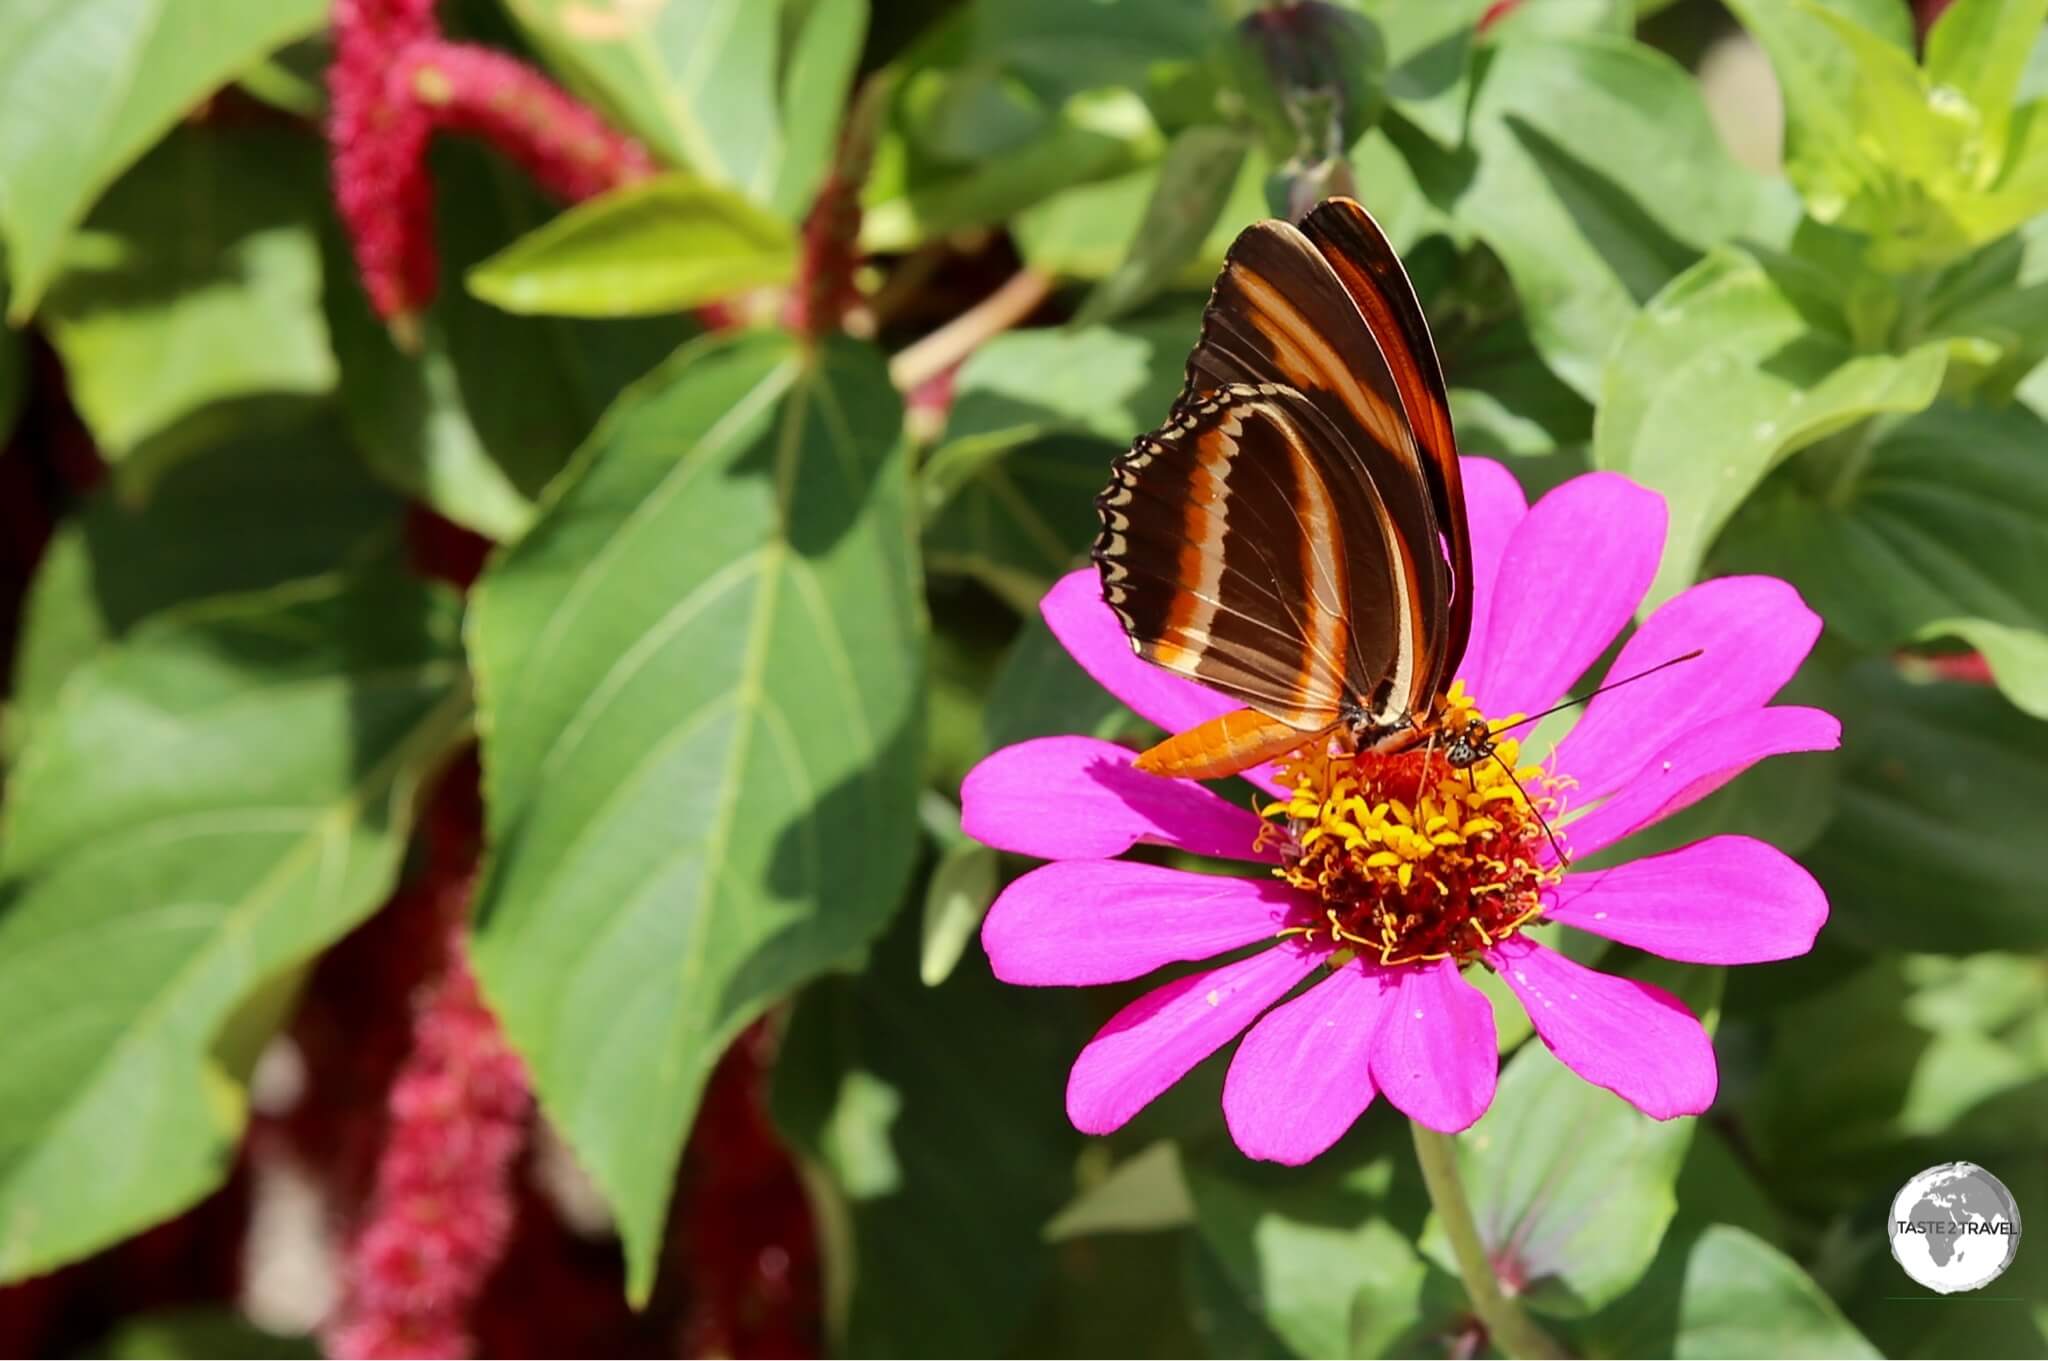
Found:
[918,840,998,986]
[501,0,779,200]
[1044,1140,1195,1241]
[0,570,468,1280]
[1431,967,1723,1318]
[863,88,1162,252]
[325,143,689,539]
[1366,0,1489,147]
[1448,35,1788,397]
[924,436,1102,613]
[1915,617,2048,718]
[1577,1226,1880,1358]
[1926,0,2048,172]
[1074,126,1247,326]
[1480,0,1632,37]
[771,0,868,220]
[40,128,335,478]
[773,911,1087,1356]
[930,313,1197,475]
[467,173,797,318]
[970,0,1221,106]
[468,331,923,1302]
[0,0,328,317]
[1595,248,1950,603]
[1715,404,2048,665]
[1185,1122,1436,1361]
[1798,662,2048,955]
[1011,141,1269,281]
[8,410,401,745]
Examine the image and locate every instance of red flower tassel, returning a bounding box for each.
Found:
[323,925,531,1361]
[326,0,657,331]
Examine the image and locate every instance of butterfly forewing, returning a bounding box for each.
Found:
[1296,198,1471,695]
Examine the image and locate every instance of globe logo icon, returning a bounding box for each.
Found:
[1888,1162,2023,1294]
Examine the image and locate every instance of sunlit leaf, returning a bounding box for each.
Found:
[0,0,327,317]
[40,128,335,478]
[0,569,468,1281]
[1074,126,1248,325]
[1596,247,1950,603]
[467,173,797,318]
[468,331,924,1302]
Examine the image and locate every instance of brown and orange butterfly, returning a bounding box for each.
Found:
[1092,196,1472,780]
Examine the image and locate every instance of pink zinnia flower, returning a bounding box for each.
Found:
[962,461,1838,1162]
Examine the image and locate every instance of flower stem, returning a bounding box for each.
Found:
[1410,1122,1568,1360]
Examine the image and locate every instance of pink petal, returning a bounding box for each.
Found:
[1487,938,1716,1119]
[1066,943,1324,1135]
[1559,706,1841,859]
[961,736,1273,862]
[1465,473,1667,720]
[1368,959,1498,1133]
[1551,576,1822,802]
[1041,569,1234,734]
[1547,836,1828,964]
[983,861,1297,986]
[1450,456,1530,690]
[1222,965,1385,1164]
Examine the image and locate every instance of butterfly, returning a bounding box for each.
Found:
[1091,196,1474,781]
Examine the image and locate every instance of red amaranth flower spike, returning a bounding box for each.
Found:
[323,923,532,1361]
[328,0,441,327]
[398,41,657,204]
[326,0,656,332]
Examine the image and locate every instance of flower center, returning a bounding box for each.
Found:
[1259,683,1567,967]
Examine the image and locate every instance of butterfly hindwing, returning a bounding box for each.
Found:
[1094,383,1405,731]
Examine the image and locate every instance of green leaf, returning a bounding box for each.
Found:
[1595,247,1950,603]
[970,0,1221,105]
[0,570,469,1281]
[325,143,691,539]
[1044,1140,1195,1241]
[1367,0,1489,147]
[468,331,924,1302]
[924,436,1103,613]
[919,840,998,986]
[1926,0,2048,173]
[771,0,868,220]
[467,173,797,318]
[1448,35,1789,396]
[0,0,327,317]
[931,313,1197,474]
[863,88,1162,252]
[1480,0,1632,38]
[1430,968,1723,1318]
[772,909,1087,1356]
[0,314,22,450]
[1185,1123,1437,1361]
[501,0,777,200]
[9,410,402,746]
[1579,1226,1880,1358]
[1715,403,2048,660]
[39,128,335,478]
[1798,661,2048,954]
[1074,126,1247,326]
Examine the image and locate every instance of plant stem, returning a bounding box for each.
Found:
[1410,1122,1568,1360]
[887,268,1054,392]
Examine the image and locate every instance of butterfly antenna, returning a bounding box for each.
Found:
[1485,648,1705,741]
[1489,750,1570,867]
